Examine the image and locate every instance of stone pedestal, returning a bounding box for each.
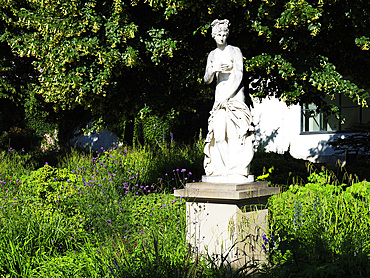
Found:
[174,180,279,269]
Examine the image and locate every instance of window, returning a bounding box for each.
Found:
[301,95,370,133]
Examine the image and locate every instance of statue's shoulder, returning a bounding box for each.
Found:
[208,49,217,57]
[228,45,242,54]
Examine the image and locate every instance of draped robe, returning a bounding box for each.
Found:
[203,45,254,177]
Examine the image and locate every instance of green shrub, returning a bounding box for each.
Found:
[36,249,107,277]
[267,171,370,277]
[25,164,85,220]
[134,107,178,147]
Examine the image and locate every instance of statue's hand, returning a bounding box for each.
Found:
[220,62,233,72]
[212,64,222,73]
[212,61,233,74]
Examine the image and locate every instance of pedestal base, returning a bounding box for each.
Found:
[202,174,255,184]
[174,181,279,270]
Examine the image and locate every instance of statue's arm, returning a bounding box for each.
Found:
[226,47,244,99]
[204,51,216,84]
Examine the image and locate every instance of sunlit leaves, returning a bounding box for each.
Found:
[241,0,370,109]
[144,28,177,64]
[245,53,295,80]
[245,53,300,103]
[309,56,366,106]
[355,36,370,50]
[0,0,144,112]
[275,0,322,34]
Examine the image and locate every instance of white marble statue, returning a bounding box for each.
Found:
[203,19,254,182]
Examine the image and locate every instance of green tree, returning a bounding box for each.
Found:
[0,0,369,143]
[0,0,210,140]
[171,0,370,111]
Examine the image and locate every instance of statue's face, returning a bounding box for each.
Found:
[214,30,228,46]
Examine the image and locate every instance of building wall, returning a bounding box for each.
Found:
[251,97,346,165]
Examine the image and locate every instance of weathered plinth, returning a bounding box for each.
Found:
[174,179,280,269]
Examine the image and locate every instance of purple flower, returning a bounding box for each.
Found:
[108,266,116,276]
[262,234,269,253]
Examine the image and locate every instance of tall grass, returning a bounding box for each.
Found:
[1,144,369,277]
[0,141,234,277]
[264,168,370,277]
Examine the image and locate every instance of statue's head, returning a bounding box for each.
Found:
[211,19,230,39]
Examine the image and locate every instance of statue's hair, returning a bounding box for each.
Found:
[211,19,230,38]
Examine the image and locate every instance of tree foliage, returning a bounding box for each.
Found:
[0,0,369,140]
[239,0,370,111]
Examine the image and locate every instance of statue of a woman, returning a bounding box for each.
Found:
[203,19,254,182]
